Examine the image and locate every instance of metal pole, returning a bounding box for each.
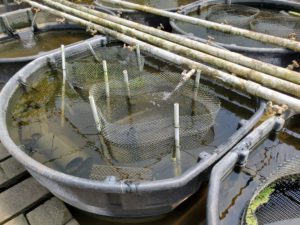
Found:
[61,45,66,128]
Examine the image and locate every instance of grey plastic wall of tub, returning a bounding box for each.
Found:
[170,0,300,65]
[0,36,266,217]
[0,7,115,63]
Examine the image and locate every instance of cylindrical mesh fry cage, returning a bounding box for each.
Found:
[250,16,300,40]
[66,46,220,165]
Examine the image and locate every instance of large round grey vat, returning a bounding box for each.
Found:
[171,0,300,66]
[0,36,266,218]
[0,7,114,63]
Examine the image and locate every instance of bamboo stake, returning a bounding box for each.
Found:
[61,45,66,128]
[289,11,300,17]
[35,0,300,98]
[49,0,300,86]
[21,0,300,112]
[99,0,300,52]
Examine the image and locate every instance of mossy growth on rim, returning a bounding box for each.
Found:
[245,184,275,225]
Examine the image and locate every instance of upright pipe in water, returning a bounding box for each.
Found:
[20,0,300,112]
[61,45,66,128]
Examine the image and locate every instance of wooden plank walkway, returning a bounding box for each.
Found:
[0,141,80,225]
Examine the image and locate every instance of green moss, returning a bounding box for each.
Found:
[245,185,275,225]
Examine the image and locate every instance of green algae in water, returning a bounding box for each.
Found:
[0,30,91,58]
[245,185,275,225]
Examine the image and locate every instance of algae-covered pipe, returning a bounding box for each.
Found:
[98,0,300,52]
[51,0,300,86]
[20,0,300,112]
[29,0,300,98]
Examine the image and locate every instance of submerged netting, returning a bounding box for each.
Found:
[66,46,220,165]
[206,4,259,28]
[244,157,300,225]
[250,16,300,40]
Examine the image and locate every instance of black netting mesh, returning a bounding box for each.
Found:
[244,157,300,225]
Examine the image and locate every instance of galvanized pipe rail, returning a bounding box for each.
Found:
[18,0,300,112]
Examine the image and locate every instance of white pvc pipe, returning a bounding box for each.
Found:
[103,60,110,98]
[87,43,100,62]
[173,103,181,161]
[123,70,131,98]
[89,95,102,132]
[194,70,201,100]
[61,45,66,128]
[136,44,143,72]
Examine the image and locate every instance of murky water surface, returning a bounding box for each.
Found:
[6,45,253,184]
[0,30,90,58]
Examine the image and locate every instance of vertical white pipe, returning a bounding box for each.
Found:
[89,95,102,132]
[123,70,131,98]
[173,103,181,176]
[173,103,181,161]
[194,70,201,100]
[103,60,110,98]
[136,44,143,72]
[61,45,66,127]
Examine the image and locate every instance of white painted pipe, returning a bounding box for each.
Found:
[173,103,181,161]
[87,43,100,62]
[89,95,102,132]
[103,60,110,98]
[194,70,201,100]
[123,70,131,98]
[61,45,66,128]
[136,44,143,72]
